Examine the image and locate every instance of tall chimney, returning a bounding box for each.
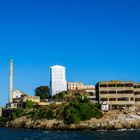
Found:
[9,59,13,103]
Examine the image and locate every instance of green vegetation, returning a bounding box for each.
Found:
[95,103,101,110]
[53,91,67,101]
[33,107,54,119]
[35,86,50,99]
[23,100,34,109]
[3,91,103,126]
[64,103,81,124]
[12,108,24,120]
[63,95,103,124]
[0,117,9,126]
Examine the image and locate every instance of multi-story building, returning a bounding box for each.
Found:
[96,80,135,110]
[68,82,96,102]
[50,65,67,96]
[68,82,95,91]
[134,83,140,105]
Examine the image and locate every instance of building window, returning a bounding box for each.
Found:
[108,84,116,87]
[135,98,140,102]
[117,84,125,87]
[130,97,134,101]
[134,92,140,95]
[100,91,108,94]
[100,84,108,87]
[117,90,133,94]
[134,85,138,88]
[109,91,116,94]
[118,97,129,101]
[100,98,108,101]
[125,83,133,87]
[109,98,116,101]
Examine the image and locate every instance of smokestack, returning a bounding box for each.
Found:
[9,59,13,103]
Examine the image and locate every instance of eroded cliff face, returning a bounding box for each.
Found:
[9,110,140,130]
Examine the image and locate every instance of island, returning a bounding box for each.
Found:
[1,90,140,131]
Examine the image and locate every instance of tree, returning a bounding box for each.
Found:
[23,100,34,109]
[53,91,67,101]
[64,105,81,124]
[12,108,24,120]
[36,107,54,119]
[35,86,50,99]
[63,99,103,124]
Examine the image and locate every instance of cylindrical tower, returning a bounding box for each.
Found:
[9,59,13,103]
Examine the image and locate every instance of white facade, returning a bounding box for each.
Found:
[50,65,67,96]
[101,102,109,111]
[9,59,13,103]
[13,90,27,99]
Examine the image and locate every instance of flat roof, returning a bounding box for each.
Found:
[99,80,133,84]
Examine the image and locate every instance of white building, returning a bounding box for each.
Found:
[68,82,95,91]
[50,65,67,96]
[13,90,27,99]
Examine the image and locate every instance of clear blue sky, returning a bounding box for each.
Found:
[0,0,140,106]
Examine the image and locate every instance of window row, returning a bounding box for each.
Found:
[134,85,140,88]
[100,84,133,88]
[100,97,134,101]
[100,90,134,94]
[134,92,140,95]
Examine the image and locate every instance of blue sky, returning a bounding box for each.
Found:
[0,0,140,106]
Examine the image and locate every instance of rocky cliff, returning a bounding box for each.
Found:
[9,110,140,130]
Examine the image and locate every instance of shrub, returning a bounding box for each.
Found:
[64,101,103,124]
[53,91,67,101]
[12,108,24,120]
[94,103,101,110]
[0,117,9,126]
[23,100,34,109]
[64,105,81,124]
[31,107,54,120]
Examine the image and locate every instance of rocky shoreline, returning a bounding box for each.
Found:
[7,110,140,131]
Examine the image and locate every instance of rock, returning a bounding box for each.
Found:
[114,123,124,129]
[9,110,140,131]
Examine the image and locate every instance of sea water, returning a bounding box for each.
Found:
[0,128,140,140]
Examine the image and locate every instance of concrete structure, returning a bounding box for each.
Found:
[22,95,40,103]
[38,102,50,106]
[9,59,13,103]
[68,82,96,102]
[68,82,95,91]
[50,65,67,96]
[101,102,109,111]
[13,90,27,99]
[0,108,2,117]
[134,83,140,104]
[6,93,40,109]
[96,81,135,110]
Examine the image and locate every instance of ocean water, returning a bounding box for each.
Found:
[0,128,140,140]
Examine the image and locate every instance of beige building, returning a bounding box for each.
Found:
[22,95,40,103]
[134,83,140,105]
[96,81,135,110]
[68,82,95,91]
[6,90,40,109]
[13,90,27,99]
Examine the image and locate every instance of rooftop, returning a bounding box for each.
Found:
[50,65,65,69]
[99,80,133,84]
